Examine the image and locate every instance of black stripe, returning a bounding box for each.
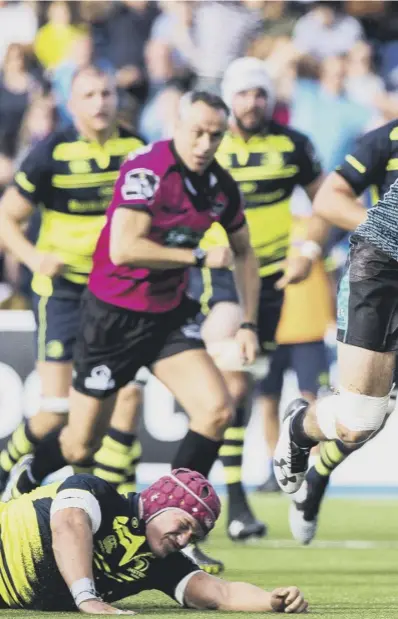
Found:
[0,533,22,607]
[94,462,125,474]
[223,439,244,447]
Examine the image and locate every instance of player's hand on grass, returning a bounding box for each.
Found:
[33,251,65,277]
[235,327,259,365]
[78,599,137,615]
[205,247,233,269]
[270,586,308,614]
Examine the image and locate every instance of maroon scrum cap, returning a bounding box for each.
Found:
[140,468,221,535]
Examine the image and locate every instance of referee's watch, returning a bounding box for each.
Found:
[193,247,207,268]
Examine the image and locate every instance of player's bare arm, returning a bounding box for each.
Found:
[313,172,368,231]
[51,508,135,615]
[0,186,64,277]
[275,175,328,290]
[228,223,260,364]
[183,571,308,613]
[110,207,232,270]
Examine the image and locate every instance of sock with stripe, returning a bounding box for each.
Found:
[0,420,38,484]
[220,405,250,520]
[93,427,137,489]
[314,440,352,478]
[117,440,142,495]
[172,429,222,478]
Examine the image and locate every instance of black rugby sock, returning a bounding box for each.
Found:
[30,429,70,482]
[172,430,222,478]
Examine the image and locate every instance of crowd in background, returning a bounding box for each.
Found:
[1,0,398,308]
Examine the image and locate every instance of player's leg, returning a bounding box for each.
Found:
[256,345,288,493]
[274,238,398,493]
[0,293,76,494]
[93,377,144,493]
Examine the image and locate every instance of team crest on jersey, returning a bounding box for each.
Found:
[210,199,226,218]
[121,168,160,201]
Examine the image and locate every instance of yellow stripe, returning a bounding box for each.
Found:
[0,452,13,473]
[0,544,18,606]
[52,137,143,161]
[199,267,213,316]
[224,466,242,484]
[324,441,345,465]
[230,165,298,182]
[14,171,35,193]
[13,424,33,454]
[52,170,118,188]
[93,468,125,483]
[6,441,18,462]
[370,184,379,206]
[345,155,366,174]
[387,158,398,171]
[37,296,49,362]
[390,127,398,140]
[219,445,244,457]
[314,459,330,477]
[224,427,245,441]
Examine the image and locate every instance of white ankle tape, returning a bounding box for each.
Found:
[70,578,100,608]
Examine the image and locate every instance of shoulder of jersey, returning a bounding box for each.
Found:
[270,121,309,145]
[124,139,173,176]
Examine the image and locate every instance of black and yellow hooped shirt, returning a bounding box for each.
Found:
[200,121,322,277]
[13,126,144,297]
[0,474,198,611]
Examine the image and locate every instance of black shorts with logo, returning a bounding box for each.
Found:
[73,289,205,399]
[337,234,398,352]
[188,267,284,352]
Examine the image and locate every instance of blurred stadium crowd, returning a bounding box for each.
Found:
[1,0,398,308]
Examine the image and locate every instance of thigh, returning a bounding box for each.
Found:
[337,341,396,396]
[72,290,152,400]
[257,274,284,352]
[201,301,242,344]
[291,341,330,397]
[36,361,72,398]
[337,236,398,352]
[32,292,81,362]
[153,348,231,422]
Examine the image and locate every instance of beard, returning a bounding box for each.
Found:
[235,113,268,135]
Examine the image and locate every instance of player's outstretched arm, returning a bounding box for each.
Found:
[183,572,308,613]
[313,172,367,232]
[51,508,135,615]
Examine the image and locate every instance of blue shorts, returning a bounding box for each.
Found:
[258,341,330,397]
[31,280,84,362]
[188,267,284,351]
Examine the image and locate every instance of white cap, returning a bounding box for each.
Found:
[221,57,275,118]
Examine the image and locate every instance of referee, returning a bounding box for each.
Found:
[0,65,145,493]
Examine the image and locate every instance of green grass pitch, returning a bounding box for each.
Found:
[2,493,398,618]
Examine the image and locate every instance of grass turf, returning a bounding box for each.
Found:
[2,493,398,618]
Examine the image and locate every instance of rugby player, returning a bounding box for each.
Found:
[0,65,145,496]
[8,91,260,571]
[285,120,398,543]
[273,120,398,499]
[188,58,326,540]
[0,468,308,614]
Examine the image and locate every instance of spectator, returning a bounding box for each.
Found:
[345,41,385,108]
[150,1,196,77]
[0,0,38,66]
[293,1,364,60]
[16,96,57,163]
[34,1,84,70]
[193,0,264,93]
[291,55,373,172]
[0,43,41,160]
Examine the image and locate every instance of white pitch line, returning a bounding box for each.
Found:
[239,539,398,549]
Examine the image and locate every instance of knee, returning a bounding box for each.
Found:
[59,427,98,465]
[225,373,249,404]
[198,399,234,439]
[117,383,143,407]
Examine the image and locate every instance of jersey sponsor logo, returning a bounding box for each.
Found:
[121,168,160,201]
[181,321,202,340]
[45,340,64,359]
[163,227,203,249]
[84,365,115,391]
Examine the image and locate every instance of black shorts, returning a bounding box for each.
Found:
[337,234,398,352]
[73,290,205,399]
[258,341,330,397]
[188,267,284,351]
[31,282,84,362]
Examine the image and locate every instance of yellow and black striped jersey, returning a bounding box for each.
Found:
[336,118,398,205]
[200,121,322,277]
[0,474,198,611]
[13,126,144,297]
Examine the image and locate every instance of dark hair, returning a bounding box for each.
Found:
[188,90,230,116]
